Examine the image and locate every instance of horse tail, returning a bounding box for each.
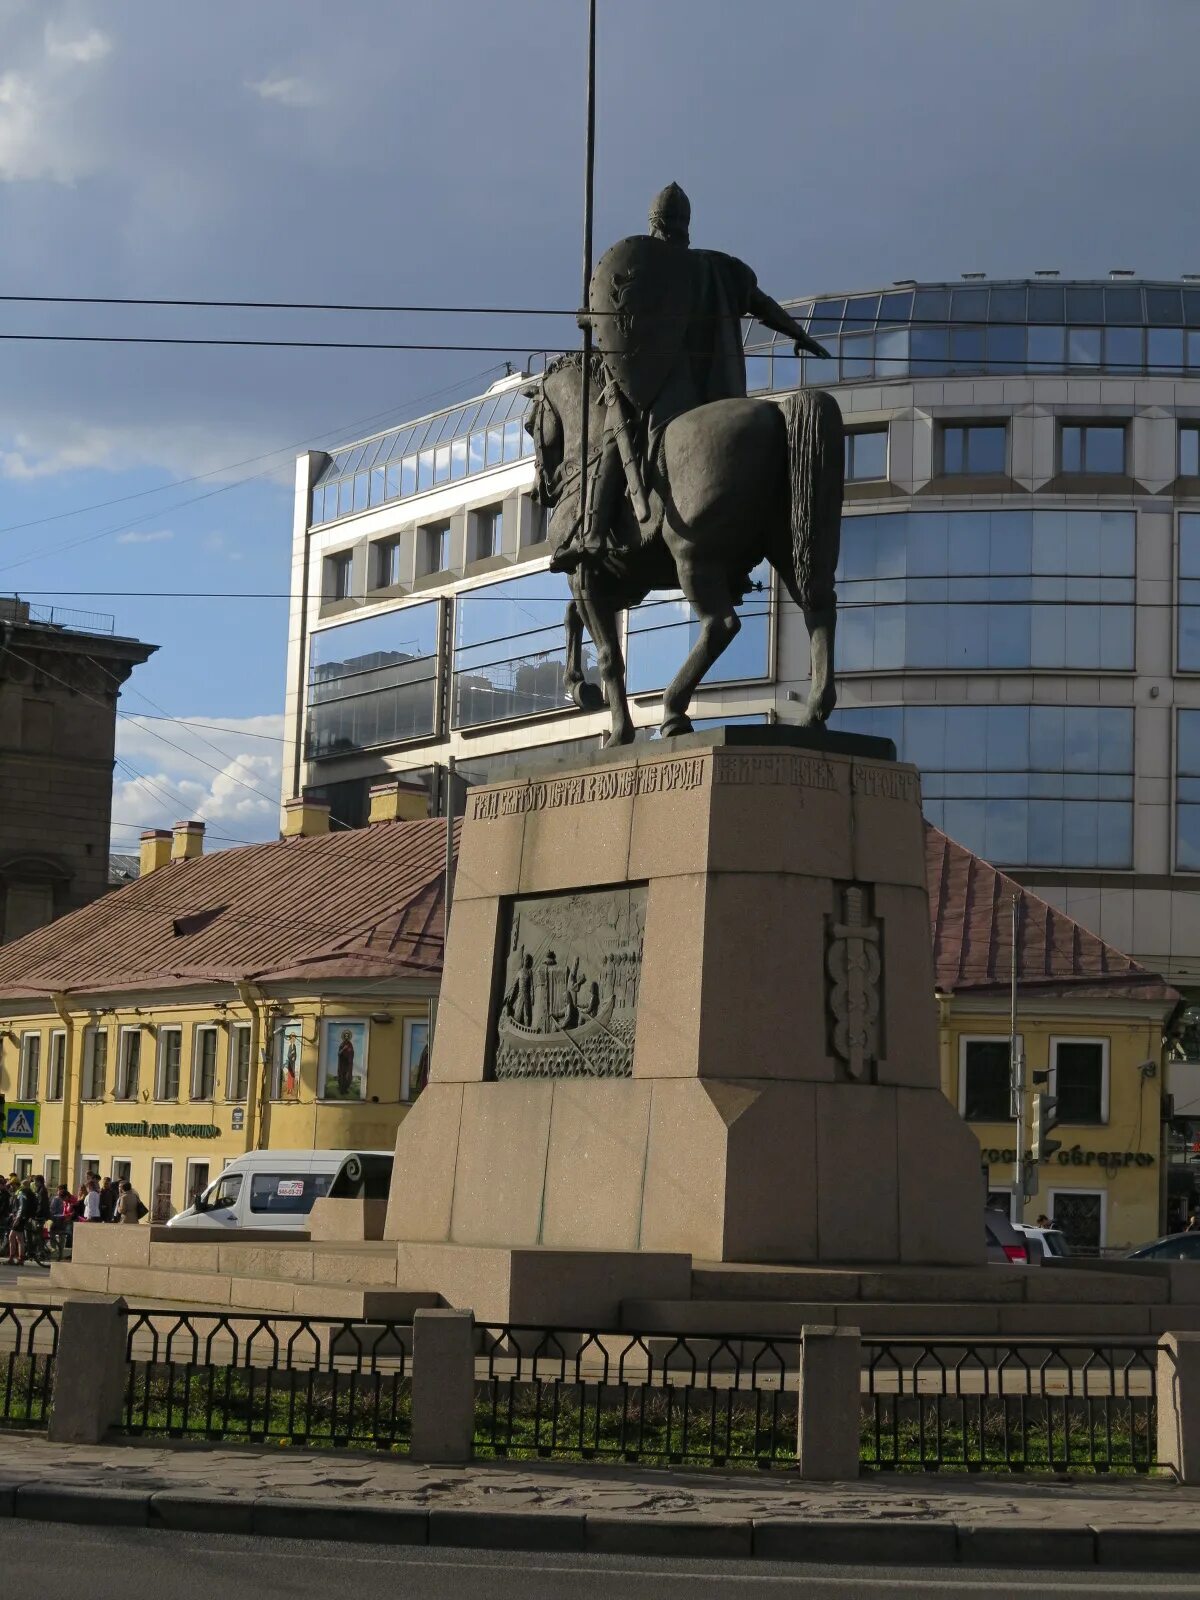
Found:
[776,389,844,612]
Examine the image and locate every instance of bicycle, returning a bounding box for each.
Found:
[23,1219,51,1269]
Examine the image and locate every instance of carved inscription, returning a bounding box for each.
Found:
[469,757,704,821]
[852,764,919,804]
[492,885,645,1079]
[826,884,883,1082]
[712,751,842,793]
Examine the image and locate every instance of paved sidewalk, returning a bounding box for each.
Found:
[3,1433,1200,1568]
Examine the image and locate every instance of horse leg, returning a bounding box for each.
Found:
[576,589,635,746]
[660,561,741,738]
[562,598,604,711]
[797,604,837,726]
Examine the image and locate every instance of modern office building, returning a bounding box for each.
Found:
[284,276,1200,1006]
[0,598,154,940]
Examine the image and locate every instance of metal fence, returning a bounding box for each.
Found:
[0,1304,58,1429]
[121,1310,411,1449]
[476,1327,800,1466]
[861,1339,1158,1473]
[23,601,116,635]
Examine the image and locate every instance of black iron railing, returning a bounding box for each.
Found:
[121,1310,411,1449]
[476,1327,799,1466]
[861,1339,1158,1473]
[0,1304,58,1429]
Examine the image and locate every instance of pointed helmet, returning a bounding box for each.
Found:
[648,182,691,244]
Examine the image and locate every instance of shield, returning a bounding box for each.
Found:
[589,234,692,413]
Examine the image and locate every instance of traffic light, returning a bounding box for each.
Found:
[1032,1091,1061,1162]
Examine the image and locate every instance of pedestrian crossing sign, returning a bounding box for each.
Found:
[3,1104,38,1143]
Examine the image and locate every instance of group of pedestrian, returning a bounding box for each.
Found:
[0,1171,145,1265]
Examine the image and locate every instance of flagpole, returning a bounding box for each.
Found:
[577,0,597,554]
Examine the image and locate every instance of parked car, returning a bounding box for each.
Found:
[166,1149,393,1232]
[1127,1232,1200,1262]
[1014,1222,1071,1258]
[985,1208,1029,1264]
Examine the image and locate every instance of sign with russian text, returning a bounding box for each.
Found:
[103,1121,221,1141]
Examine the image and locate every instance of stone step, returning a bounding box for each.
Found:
[623,1297,1200,1338]
[50,1260,438,1320]
[689,1262,1171,1307]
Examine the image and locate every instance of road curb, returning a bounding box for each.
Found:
[4,1482,1200,1569]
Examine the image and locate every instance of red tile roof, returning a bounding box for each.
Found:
[926,825,1178,1005]
[0,818,457,1001]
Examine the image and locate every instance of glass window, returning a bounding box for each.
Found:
[249,1172,335,1216]
[988,286,1027,323]
[82,1029,107,1100]
[47,1032,65,1102]
[307,601,440,757]
[1177,710,1200,868]
[204,1172,243,1212]
[193,1027,218,1100]
[1148,328,1185,373]
[1104,326,1142,371]
[228,1026,251,1102]
[845,430,887,482]
[1066,286,1104,324]
[910,328,949,374]
[878,290,913,324]
[471,505,503,562]
[403,1018,430,1102]
[986,325,1024,373]
[324,551,353,603]
[18,1033,40,1100]
[949,326,984,372]
[1027,325,1065,368]
[1181,428,1200,477]
[962,1039,1014,1121]
[1053,1040,1106,1124]
[1104,285,1143,325]
[1061,424,1125,474]
[156,1028,181,1100]
[420,522,450,576]
[950,287,989,322]
[372,538,403,589]
[1027,284,1065,323]
[627,561,772,695]
[942,424,1006,475]
[831,703,1133,869]
[1067,327,1102,367]
[453,569,597,729]
[1146,287,1183,325]
[117,1030,141,1101]
[913,287,950,321]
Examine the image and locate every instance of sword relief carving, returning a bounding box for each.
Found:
[826,884,883,1082]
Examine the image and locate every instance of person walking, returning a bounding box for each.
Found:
[6,1181,31,1265]
[114,1180,143,1224]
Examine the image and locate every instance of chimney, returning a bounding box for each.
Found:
[368,779,429,824]
[282,796,331,839]
[170,820,205,862]
[139,829,172,876]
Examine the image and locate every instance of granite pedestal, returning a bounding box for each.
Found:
[382,728,985,1318]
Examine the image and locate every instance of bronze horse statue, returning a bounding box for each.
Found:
[525,354,845,747]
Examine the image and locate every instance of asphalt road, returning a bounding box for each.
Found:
[6,1523,1200,1599]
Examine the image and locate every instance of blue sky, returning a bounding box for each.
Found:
[2,0,1199,847]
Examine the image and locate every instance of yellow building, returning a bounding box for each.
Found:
[0,787,448,1220]
[928,827,1178,1251]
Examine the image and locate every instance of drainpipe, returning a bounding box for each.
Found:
[235,980,268,1156]
[49,990,76,1184]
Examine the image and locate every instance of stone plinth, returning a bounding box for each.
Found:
[385,728,984,1277]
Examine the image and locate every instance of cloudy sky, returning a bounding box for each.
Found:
[3,0,1199,848]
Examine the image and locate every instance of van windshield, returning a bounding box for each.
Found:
[248,1172,334,1216]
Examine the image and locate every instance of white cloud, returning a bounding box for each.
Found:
[44,25,110,64]
[115,528,173,545]
[246,73,320,108]
[113,712,284,851]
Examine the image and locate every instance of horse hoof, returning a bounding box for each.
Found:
[572,681,605,712]
[660,714,694,738]
[603,727,637,749]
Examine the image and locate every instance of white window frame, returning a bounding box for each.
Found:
[81,1027,108,1101]
[1049,1035,1110,1126]
[227,1023,252,1102]
[12,1157,31,1181]
[191,1025,219,1101]
[155,1026,183,1102]
[17,1031,41,1101]
[150,1158,175,1224]
[185,1157,212,1211]
[401,1016,430,1102]
[469,503,503,562]
[957,1034,1021,1121]
[43,1156,61,1190]
[1046,1185,1107,1250]
[110,1157,132,1186]
[46,1029,66,1102]
[78,1154,100,1185]
[116,1026,142,1101]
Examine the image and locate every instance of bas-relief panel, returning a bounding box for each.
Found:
[493,885,646,1079]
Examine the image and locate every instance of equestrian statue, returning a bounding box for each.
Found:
[525,182,843,748]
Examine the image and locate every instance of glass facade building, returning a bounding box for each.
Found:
[285,281,1200,991]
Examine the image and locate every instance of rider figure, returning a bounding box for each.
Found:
[550,182,832,575]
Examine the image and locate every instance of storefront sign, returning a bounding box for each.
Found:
[104,1121,222,1140]
[983,1145,1154,1172]
[231,1107,245,1131]
[3,1103,39,1143]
